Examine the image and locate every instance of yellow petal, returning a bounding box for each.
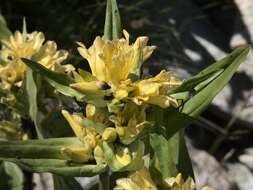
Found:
[148,95,178,108]
[116,147,132,166]
[114,178,140,190]
[94,145,104,163]
[61,110,84,140]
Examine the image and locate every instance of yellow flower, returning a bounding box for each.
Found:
[77,30,156,88]
[110,102,153,145]
[0,30,73,90]
[115,70,182,108]
[61,104,114,163]
[164,173,214,190]
[101,140,144,171]
[115,171,214,190]
[61,110,101,162]
[85,104,112,126]
[114,146,132,166]
[114,168,157,190]
[73,31,182,109]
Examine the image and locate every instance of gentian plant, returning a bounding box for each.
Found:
[0,0,250,189]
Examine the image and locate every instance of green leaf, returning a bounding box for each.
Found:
[53,175,83,190]
[104,0,112,40]
[0,137,107,176]
[0,14,12,41]
[0,161,24,190]
[166,131,194,180]
[183,46,250,117]
[103,0,121,40]
[166,45,250,138]
[21,58,85,101]
[160,46,250,182]
[171,46,250,94]
[150,133,177,179]
[0,158,106,177]
[0,137,83,160]
[25,67,43,138]
[176,132,194,179]
[111,0,122,39]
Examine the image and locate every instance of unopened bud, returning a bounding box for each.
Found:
[102,128,117,142]
[116,127,125,137]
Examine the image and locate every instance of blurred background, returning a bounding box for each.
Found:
[1,0,253,189]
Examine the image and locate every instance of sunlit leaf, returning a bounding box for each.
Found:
[150,133,177,179]
[22,58,85,101]
[166,45,250,138]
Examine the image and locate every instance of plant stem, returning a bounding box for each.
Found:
[99,171,110,190]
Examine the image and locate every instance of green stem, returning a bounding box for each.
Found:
[99,171,110,190]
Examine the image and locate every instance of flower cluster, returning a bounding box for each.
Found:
[114,168,213,190]
[0,30,74,91]
[61,31,182,171]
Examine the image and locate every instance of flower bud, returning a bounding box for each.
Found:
[102,128,117,142]
[116,126,125,137]
[61,147,91,163]
[94,145,104,163]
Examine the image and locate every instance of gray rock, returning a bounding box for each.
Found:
[227,163,253,190]
[33,173,53,190]
[187,139,236,190]
[239,148,253,169]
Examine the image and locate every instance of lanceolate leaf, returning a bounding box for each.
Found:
[170,45,250,94]
[177,133,194,179]
[166,45,250,138]
[183,46,250,116]
[22,58,85,100]
[0,14,12,41]
[150,133,177,179]
[103,0,121,40]
[167,131,194,180]
[161,45,250,181]
[111,0,122,39]
[104,0,112,40]
[25,67,43,138]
